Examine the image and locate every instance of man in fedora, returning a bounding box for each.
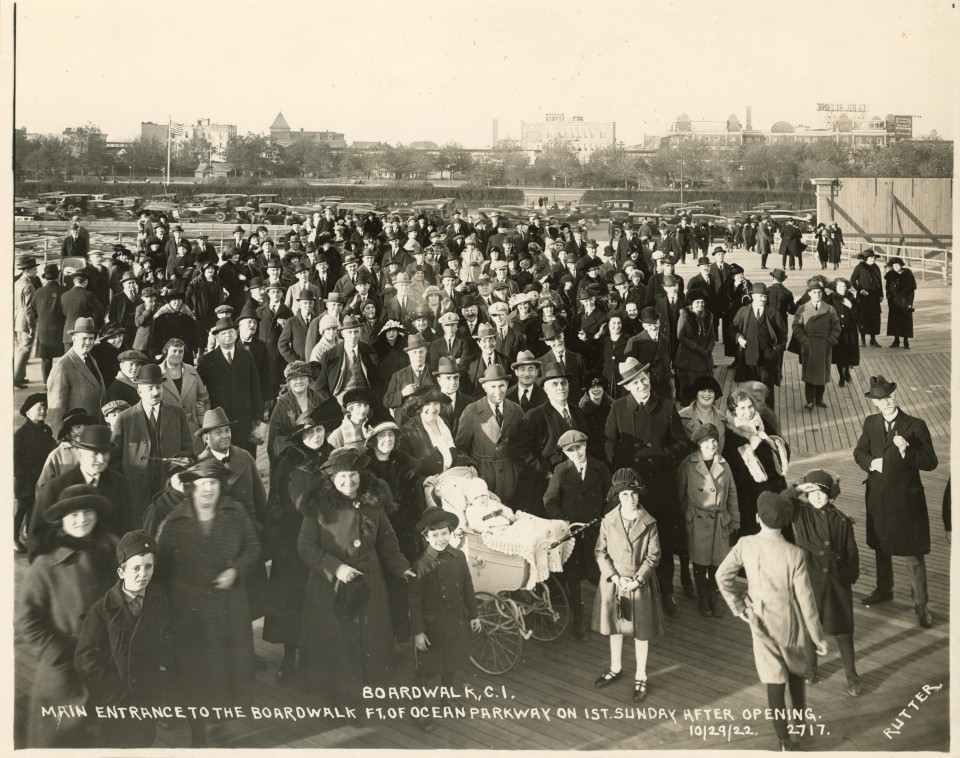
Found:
[506,350,546,411]
[516,362,597,515]
[317,315,383,406]
[197,318,263,458]
[464,324,512,398]
[279,290,316,364]
[35,263,69,382]
[765,268,797,322]
[433,357,472,435]
[196,408,266,529]
[384,333,435,413]
[792,279,841,411]
[779,217,806,271]
[61,270,105,351]
[539,321,585,401]
[488,301,525,362]
[854,375,939,628]
[625,307,673,401]
[236,308,274,410]
[454,365,523,503]
[107,271,141,346]
[606,357,692,618]
[15,256,39,388]
[110,364,193,525]
[30,425,133,560]
[732,282,788,409]
[428,311,474,373]
[47,317,107,434]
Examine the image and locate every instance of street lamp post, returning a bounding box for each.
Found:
[679,139,685,204]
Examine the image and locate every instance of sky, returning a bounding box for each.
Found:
[12,0,958,147]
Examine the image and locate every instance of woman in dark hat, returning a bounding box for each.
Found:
[579,370,614,446]
[154,458,260,747]
[297,448,414,707]
[373,319,410,382]
[722,264,750,357]
[850,250,883,347]
[148,288,198,363]
[140,455,197,537]
[591,469,664,703]
[262,399,341,684]
[365,420,426,642]
[329,387,374,450]
[678,375,726,451]
[15,394,56,552]
[267,360,325,468]
[17,486,117,746]
[673,291,716,404]
[398,385,459,477]
[884,257,916,348]
[185,260,223,350]
[37,407,98,491]
[829,278,860,387]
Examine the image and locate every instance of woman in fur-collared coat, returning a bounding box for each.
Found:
[297,448,412,707]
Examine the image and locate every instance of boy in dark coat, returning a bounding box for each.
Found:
[14,394,56,552]
[74,530,175,748]
[408,509,480,732]
[792,470,861,696]
[543,430,612,641]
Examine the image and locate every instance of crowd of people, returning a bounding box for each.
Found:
[11,204,944,750]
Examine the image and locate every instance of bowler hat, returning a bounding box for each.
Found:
[19,393,47,417]
[697,256,711,266]
[478,365,510,385]
[433,357,460,377]
[72,424,116,453]
[117,529,158,565]
[757,491,795,530]
[712,246,727,255]
[690,424,720,445]
[236,307,260,324]
[770,268,787,281]
[557,429,588,450]
[749,282,768,296]
[617,357,650,386]
[45,484,112,523]
[297,289,318,302]
[134,363,167,385]
[68,317,97,336]
[538,362,572,385]
[640,306,658,325]
[211,317,237,334]
[320,447,370,475]
[416,507,460,534]
[42,263,60,280]
[864,374,897,400]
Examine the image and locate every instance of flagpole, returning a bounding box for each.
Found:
[166,116,171,189]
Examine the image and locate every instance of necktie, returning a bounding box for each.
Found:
[756,309,762,319]
[89,475,99,488]
[494,404,503,426]
[579,466,586,481]
[448,340,454,354]
[815,304,820,311]
[225,350,233,364]
[352,349,365,385]
[522,389,530,409]
[561,406,572,425]
[557,352,564,365]
[128,595,143,618]
[84,356,98,378]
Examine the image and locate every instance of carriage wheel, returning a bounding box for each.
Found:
[470,592,522,675]
[525,575,570,642]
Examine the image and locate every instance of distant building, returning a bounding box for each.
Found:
[140,119,238,160]
[268,112,347,149]
[520,114,616,161]
[351,141,387,150]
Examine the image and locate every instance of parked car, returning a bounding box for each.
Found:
[179,197,238,223]
[655,202,689,216]
[141,202,181,222]
[15,201,65,221]
[80,199,136,221]
[755,201,794,211]
[54,194,95,214]
[113,196,144,213]
[687,199,722,214]
[690,214,730,241]
[600,199,636,223]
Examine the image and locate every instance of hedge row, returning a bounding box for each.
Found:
[580,189,817,209]
[16,181,524,207]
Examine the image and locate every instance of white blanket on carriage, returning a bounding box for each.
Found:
[432,467,573,589]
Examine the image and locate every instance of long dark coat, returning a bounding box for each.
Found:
[297,473,409,705]
[197,346,263,452]
[731,305,788,386]
[518,401,599,478]
[722,421,788,537]
[155,496,261,707]
[543,456,612,581]
[399,415,457,478]
[792,302,841,385]
[853,410,938,556]
[408,545,478,675]
[604,393,692,551]
[828,292,861,367]
[850,262,883,334]
[674,307,716,396]
[35,280,68,359]
[591,505,665,639]
[792,502,859,635]
[74,580,175,708]
[14,420,56,501]
[885,268,916,338]
[61,286,105,344]
[578,392,613,453]
[257,300,294,399]
[262,441,332,646]
[17,530,118,747]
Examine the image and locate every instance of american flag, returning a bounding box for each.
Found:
[170,122,184,138]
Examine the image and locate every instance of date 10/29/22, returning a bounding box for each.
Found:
[689,723,829,741]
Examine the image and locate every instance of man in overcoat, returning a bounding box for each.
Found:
[792,281,841,410]
[853,375,939,628]
[434,357,472,435]
[454,365,523,503]
[110,364,194,526]
[35,264,68,382]
[543,430,612,641]
[778,218,805,270]
[47,317,106,434]
[605,357,693,617]
[197,318,264,458]
[60,271,105,351]
[317,315,384,407]
[278,290,316,364]
[732,283,788,409]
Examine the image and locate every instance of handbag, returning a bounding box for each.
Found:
[333,574,370,619]
[615,588,632,622]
